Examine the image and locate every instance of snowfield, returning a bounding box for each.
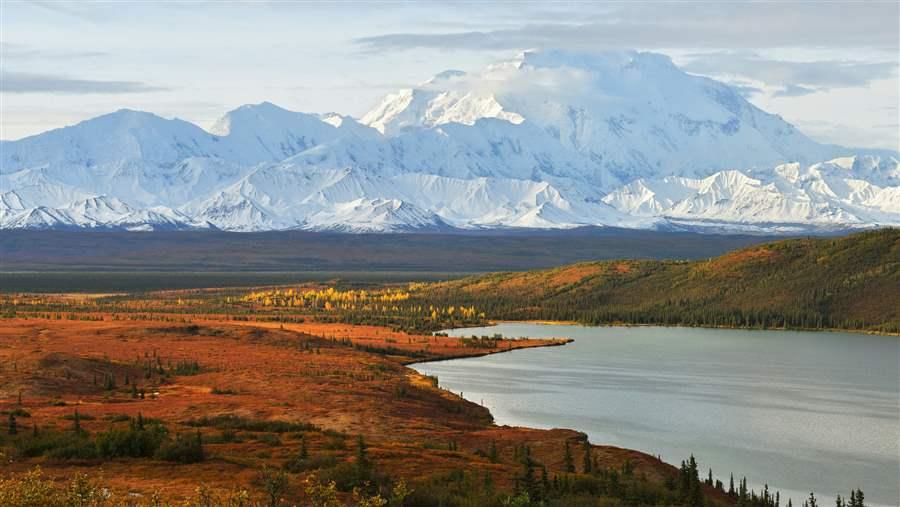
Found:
[1,50,897,233]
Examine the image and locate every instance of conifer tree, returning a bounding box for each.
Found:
[355,434,369,472]
[806,492,818,507]
[582,440,592,473]
[7,413,16,435]
[563,441,575,473]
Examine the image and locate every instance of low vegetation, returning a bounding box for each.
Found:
[0,230,890,504]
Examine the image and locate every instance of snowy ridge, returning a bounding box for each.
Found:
[1,49,897,233]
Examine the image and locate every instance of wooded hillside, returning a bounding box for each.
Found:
[418,229,900,333]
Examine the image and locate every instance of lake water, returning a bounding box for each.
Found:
[411,324,900,506]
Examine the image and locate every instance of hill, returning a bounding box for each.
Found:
[418,229,900,333]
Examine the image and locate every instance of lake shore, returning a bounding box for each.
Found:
[416,322,900,507]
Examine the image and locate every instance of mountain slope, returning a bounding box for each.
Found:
[0,49,897,233]
[361,49,849,181]
[415,229,900,333]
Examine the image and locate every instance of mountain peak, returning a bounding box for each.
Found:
[516,48,675,72]
[2,49,897,233]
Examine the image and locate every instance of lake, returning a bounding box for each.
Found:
[411,324,900,506]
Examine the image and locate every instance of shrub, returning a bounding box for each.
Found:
[255,433,282,446]
[155,431,204,463]
[14,431,93,459]
[94,425,166,458]
[185,414,317,433]
[283,455,337,473]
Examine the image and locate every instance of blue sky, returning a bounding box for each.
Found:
[1,1,898,149]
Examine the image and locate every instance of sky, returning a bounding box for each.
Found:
[1,1,898,150]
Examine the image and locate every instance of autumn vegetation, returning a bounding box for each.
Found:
[0,230,890,505]
[417,229,900,334]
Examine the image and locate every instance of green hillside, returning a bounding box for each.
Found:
[417,229,900,333]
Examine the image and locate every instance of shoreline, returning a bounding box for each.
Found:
[486,319,900,337]
[401,336,573,366]
[414,321,898,507]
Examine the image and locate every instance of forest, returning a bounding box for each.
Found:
[411,229,900,334]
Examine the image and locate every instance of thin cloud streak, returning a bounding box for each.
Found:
[682,53,898,92]
[2,71,169,94]
[354,3,899,52]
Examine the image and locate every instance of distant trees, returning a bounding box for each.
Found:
[582,440,592,474]
[563,441,575,473]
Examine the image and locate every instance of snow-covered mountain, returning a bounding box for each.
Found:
[1,49,897,233]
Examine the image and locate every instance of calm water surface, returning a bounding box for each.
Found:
[411,324,900,506]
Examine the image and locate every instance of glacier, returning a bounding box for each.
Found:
[1,49,897,233]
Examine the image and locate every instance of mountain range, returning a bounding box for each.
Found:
[1,49,897,233]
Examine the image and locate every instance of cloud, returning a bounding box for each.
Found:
[726,81,764,99]
[354,3,899,52]
[682,52,898,93]
[26,0,102,21]
[1,71,169,94]
[0,42,108,60]
[773,84,817,98]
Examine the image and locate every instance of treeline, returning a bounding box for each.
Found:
[410,229,900,333]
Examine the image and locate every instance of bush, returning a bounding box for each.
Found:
[95,425,166,458]
[185,414,317,433]
[14,431,93,459]
[255,433,282,446]
[46,436,97,460]
[283,454,337,473]
[155,431,204,463]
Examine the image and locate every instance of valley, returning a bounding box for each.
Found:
[0,230,895,505]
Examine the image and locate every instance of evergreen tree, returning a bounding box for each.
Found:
[299,436,308,460]
[854,489,864,507]
[7,413,16,435]
[483,472,493,492]
[806,492,818,507]
[582,440,593,473]
[729,474,736,497]
[563,441,575,473]
[73,410,82,434]
[488,440,498,463]
[355,434,369,472]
